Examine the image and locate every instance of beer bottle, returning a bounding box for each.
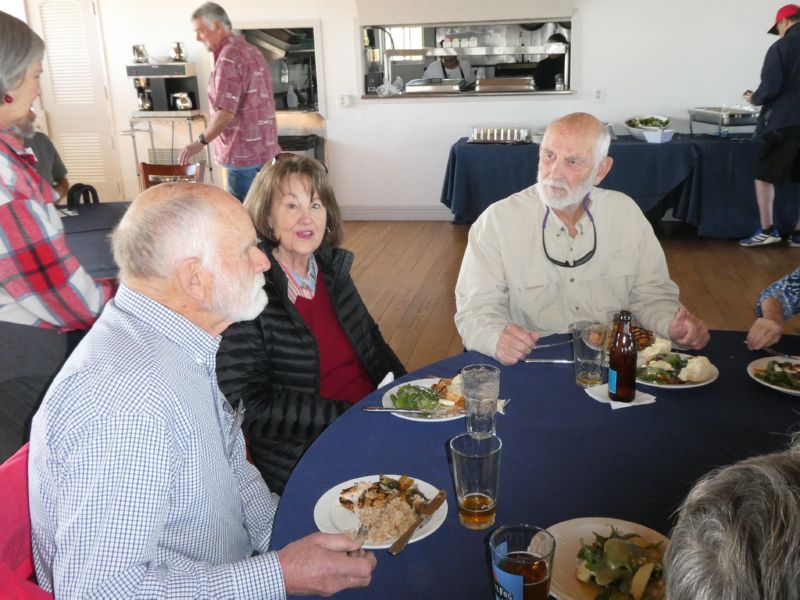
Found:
[608,310,637,402]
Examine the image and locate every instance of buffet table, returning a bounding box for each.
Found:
[271,330,800,599]
[62,202,128,279]
[441,135,799,238]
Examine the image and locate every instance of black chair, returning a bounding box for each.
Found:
[66,183,100,209]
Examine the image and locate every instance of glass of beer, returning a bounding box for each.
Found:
[449,433,502,530]
[569,320,608,388]
[490,525,555,600]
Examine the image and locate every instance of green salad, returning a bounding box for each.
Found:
[625,116,670,130]
[636,353,687,385]
[576,527,665,600]
[389,384,442,411]
[753,360,800,390]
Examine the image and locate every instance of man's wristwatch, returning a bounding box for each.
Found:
[198,133,208,146]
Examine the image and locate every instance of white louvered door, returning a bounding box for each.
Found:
[26,0,121,200]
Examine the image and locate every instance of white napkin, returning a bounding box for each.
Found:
[584,384,656,409]
[378,372,395,389]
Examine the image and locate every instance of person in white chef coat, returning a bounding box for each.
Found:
[422,55,476,84]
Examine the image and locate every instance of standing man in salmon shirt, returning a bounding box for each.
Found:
[179,2,281,201]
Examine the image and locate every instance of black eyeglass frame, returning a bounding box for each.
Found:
[541,196,596,269]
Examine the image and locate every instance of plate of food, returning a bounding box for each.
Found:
[313,474,448,550]
[548,517,668,600]
[747,357,800,397]
[381,377,465,422]
[634,337,718,389]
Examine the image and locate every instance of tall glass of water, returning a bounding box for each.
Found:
[462,364,500,438]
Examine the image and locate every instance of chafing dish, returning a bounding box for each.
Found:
[404,78,465,94]
[688,106,759,135]
[474,77,535,93]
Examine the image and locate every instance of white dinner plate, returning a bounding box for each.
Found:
[747,357,800,397]
[313,475,448,550]
[381,378,464,422]
[547,517,668,600]
[636,353,719,389]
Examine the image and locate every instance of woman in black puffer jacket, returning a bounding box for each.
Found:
[217,155,405,494]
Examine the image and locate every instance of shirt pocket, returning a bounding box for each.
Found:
[507,271,560,328]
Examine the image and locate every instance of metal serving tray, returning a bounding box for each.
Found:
[475,77,535,93]
[404,78,465,94]
[689,107,759,126]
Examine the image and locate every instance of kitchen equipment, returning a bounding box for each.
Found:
[137,90,152,110]
[126,63,199,113]
[468,125,530,144]
[170,42,187,62]
[171,92,192,110]
[474,77,535,93]
[688,106,759,135]
[404,78,465,94]
[132,44,149,63]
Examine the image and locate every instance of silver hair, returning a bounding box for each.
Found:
[0,11,45,97]
[664,442,800,600]
[593,126,610,164]
[111,186,218,281]
[191,2,231,31]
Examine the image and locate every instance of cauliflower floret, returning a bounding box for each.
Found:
[678,356,714,383]
[648,360,673,371]
[641,337,672,360]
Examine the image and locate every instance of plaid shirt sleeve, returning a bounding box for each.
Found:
[0,155,113,331]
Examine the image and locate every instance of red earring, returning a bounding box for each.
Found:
[3,95,12,104]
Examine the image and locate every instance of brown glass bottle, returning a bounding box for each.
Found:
[608,310,637,402]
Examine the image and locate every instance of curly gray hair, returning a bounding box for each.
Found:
[664,440,800,600]
[0,11,45,97]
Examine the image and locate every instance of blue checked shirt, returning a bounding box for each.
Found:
[28,284,286,598]
[756,267,800,321]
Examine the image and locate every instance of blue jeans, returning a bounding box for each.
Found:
[225,165,262,202]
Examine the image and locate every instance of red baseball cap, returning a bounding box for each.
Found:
[768,4,800,34]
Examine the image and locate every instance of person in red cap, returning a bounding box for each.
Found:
[740,4,800,247]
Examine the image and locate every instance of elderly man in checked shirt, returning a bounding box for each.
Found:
[28,183,376,598]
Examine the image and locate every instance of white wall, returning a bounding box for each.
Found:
[91,0,775,218]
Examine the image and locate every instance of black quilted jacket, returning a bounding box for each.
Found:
[216,244,406,494]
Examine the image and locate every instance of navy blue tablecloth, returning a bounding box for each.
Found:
[271,331,800,599]
[441,135,799,238]
[62,202,128,279]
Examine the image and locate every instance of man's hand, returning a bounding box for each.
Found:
[746,317,783,350]
[495,323,539,365]
[277,532,377,596]
[178,141,205,165]
[667,306,710,349]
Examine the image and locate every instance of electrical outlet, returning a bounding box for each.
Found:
[337,94,351,108]
[592,87,605,103]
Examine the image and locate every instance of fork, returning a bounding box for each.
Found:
[762,347,799,360]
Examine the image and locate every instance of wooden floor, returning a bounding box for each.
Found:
[342,221,798,372]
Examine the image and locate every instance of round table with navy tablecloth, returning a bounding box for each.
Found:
[270,331,800,599]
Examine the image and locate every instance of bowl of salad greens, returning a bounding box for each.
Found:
[747,358,800,396]
[381,378,465,422]
[625,115,671,140]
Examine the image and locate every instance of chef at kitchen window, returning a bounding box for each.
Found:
[422,54,476,84]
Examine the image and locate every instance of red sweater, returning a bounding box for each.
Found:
[294,275,375,404]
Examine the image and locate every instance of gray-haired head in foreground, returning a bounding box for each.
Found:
[0,11,45,97]
[112,183,218,282]
[664,439,800,600]
[191,2,231,31]
[545,112,610,165]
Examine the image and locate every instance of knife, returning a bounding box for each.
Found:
[534,339,572,349]
[362,406,455,415]
[763,347,800,360]
[388,489,447,555]
[523,358,574,364]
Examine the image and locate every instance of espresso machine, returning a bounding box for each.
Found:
[126,62,199,113]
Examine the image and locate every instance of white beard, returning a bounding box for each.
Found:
[537,165,598,210]
[211,268,268,323]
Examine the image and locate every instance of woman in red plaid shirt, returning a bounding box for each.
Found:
[0,11,115,461]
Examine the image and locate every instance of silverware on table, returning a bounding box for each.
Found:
[762,347,800,360]
[388,489,447,555]
[362,406,452,415]
[534,339,572,349]
[523,358,574,364]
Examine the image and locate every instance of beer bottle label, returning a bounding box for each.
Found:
[608,369,618,393]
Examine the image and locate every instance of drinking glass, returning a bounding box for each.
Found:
[449,433,502,530]
[569,320,608,387]
[461,364,500,437]
[490,525,555,600]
